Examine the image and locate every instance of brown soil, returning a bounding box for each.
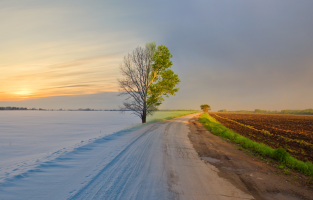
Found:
[210,112,313,162]
[188,114,313,200]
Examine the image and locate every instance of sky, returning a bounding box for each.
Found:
[1,0,313,111]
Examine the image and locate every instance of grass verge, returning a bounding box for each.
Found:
[199,113,313,176]
[146,111,200,124]
[128,111,200,130]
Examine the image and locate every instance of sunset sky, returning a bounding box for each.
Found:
[1,0,313,111]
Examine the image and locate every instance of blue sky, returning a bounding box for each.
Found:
[1,0,313,111]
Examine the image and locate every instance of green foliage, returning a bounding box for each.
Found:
[280,109,313,115]
[146,111,199,124]
[273,148,289,162]
[200,104,211,113]
[146,45,180,108]
[284,169,291,175]
[199,113,313,176]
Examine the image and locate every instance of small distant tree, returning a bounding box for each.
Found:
[200,104,211,113]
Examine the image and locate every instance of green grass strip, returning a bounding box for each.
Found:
[199,113,313,176]
[147,111,200,124]
[129,111,200,130]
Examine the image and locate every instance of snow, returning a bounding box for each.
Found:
[0,111,191,184]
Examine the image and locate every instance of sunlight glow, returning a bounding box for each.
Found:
[13,90,32,96]
[0,54,123,101]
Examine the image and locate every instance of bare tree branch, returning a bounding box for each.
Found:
[117,45,157,123]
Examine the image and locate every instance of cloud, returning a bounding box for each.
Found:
[52,85,91,89]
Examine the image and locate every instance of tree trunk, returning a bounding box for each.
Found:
[142,110,146,123]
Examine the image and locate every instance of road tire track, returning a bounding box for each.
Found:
[68,123,170,200]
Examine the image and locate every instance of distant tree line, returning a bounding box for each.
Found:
[279,109,313,115]
[221,108,313,115]
[0,107,118,111]
[0,106,28,110]
[254,109,313,115]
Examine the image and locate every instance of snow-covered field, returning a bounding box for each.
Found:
[0,111,191,184]
[0,111,139,183]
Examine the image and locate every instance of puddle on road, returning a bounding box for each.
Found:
[201,157,220,163]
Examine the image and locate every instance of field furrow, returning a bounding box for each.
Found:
[211,113,313,162]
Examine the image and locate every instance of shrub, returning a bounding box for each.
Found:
[273,148,289,162]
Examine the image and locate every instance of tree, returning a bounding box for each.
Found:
[200,104,211,113]
[118,42,180,123]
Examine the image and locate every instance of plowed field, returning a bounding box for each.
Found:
[210,113,313,162]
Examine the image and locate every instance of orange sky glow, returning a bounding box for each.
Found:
[0,55,123,101]
[0,2,144,103]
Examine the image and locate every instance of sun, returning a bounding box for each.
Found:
[13,89,32,97]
